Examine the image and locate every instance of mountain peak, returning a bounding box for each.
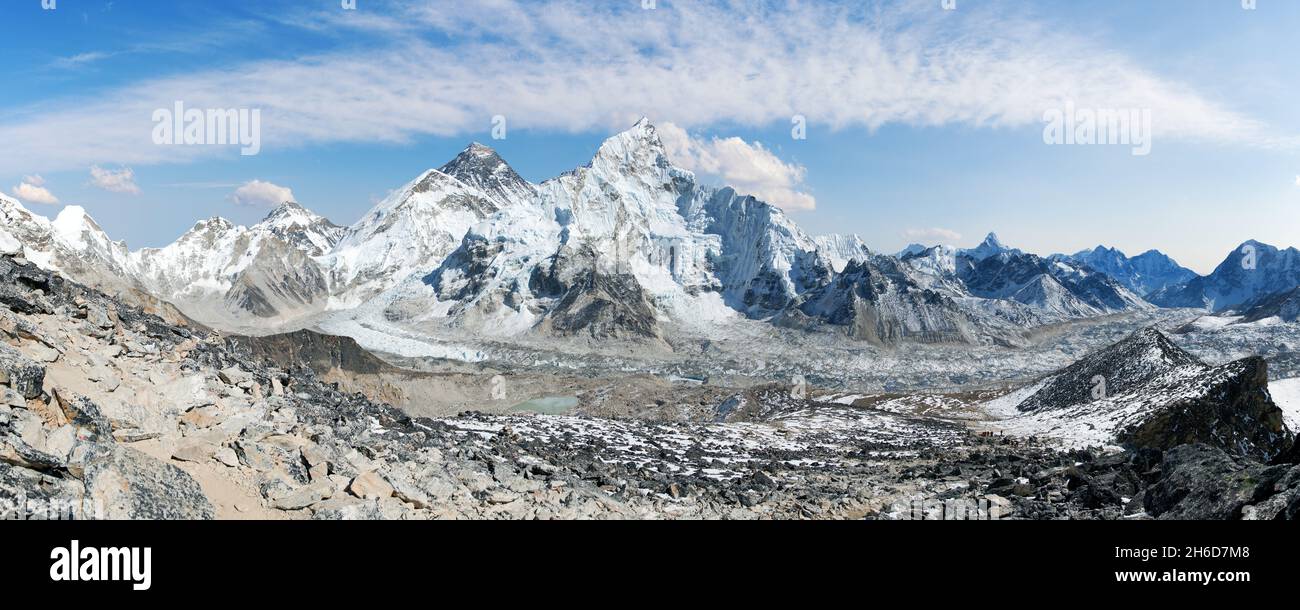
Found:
[964,232,1014,261]
[438,141,535,207]
[589,118,671,175]
[260,201,337,230]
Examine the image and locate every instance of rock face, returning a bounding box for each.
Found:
[1119,357,1290,460]
[1145,444,1300,520]
[0,344,45,399]
[793,255,979,346]
[224,330,394,375]
[996,327,1293,461]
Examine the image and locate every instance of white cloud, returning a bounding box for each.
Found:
[659,122,814,212]
[52,51,113,69]
[230,180,295,208]
[903,228,963,243]
[89,165,141,194]
[11,178,59,205]
[0,0,1290,174]
[1294,175,1300,187]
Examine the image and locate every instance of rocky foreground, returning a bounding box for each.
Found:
[2,254,1299,520]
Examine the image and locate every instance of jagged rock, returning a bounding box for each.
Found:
[348,471,395,500]
[43,424,78,463]
[112,429,161,443]
[214,446,240,468]
[1144,444,1289,520]
[310,497,385,521]
[235,440,281,472]
[218,367,253,386]
[84,444,216,520]
[0,343,45,399]
[52,393,113,441]
[273,479,339,511]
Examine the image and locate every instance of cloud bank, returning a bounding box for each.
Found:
[0,0,1288,175]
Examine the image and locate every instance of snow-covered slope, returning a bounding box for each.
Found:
[379,119,839,342]
[127,202,344,326]
[815,234,872,273]
[1150,240,1300,312]
[324,146,521,308]
[0,122,1179,346]
[1271,377,1300,432]
[985,328,1291,460]
[1058,246,1198,297]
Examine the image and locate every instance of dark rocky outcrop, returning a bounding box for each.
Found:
[225,330,395,376]
[1119,358,1291,461]
[1144,444,1300,520]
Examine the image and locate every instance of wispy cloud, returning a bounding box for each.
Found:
[11,176,59,205]
[51,51,114,69]
[0,0,1290,174]
[230,180,294,208]
[89,165,141,194]
[903,227,962,243]
[659,122,814,212]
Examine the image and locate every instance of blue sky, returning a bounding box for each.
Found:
[1,0,1297,273]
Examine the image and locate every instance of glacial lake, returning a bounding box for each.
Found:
[509,396,580,415]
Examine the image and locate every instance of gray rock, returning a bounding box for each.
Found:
[171,440,219,463]
[218,367,254,387]
[1145,444,1288,520]
[0,343,45,399]
[84,444,216,520]
[273,479,338,510]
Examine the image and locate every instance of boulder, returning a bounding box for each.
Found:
[171,440,219,464]
[273,479,339,511]
[84,444,216,520]
[348,471,394,500]
[0,343,44,399]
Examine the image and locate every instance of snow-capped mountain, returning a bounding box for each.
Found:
[0,194,187,321]
[324,145,522,308]
[390,119,838,341]
[0,120,1180,346]
[990,327,1291,460]
[814,234,873,273]
[1054,246,1197,297]
[897,235,1150,319]
[1149,240,1300,312]
[126,202,344,327]
[961,232,1019,261]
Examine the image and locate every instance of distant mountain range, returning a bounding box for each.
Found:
[1,119,1297,347]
